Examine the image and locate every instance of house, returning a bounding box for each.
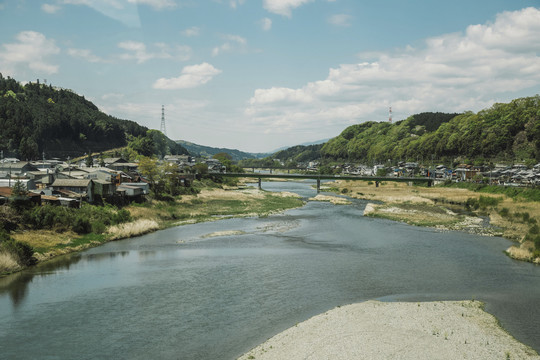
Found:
[205,159,226,173]
[0,161,39,176]
[124,182,150,195]
[51,179,94,202]
[116,184,145,202]
[0,186,41,206]
[86,168,118,182]
[105,159,139,172]
[164,155,191,164]
[0,178,37,190]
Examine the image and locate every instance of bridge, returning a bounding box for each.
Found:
[218,172,433,193]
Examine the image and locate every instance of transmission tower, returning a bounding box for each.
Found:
[388,106,392,123]
[160,105,167,136]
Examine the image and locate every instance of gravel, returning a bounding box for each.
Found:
[238,300,540,360]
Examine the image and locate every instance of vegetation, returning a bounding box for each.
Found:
[443,182,540,202]
[0,74,187,159]
[322,98,540,164]
[0,230,36,272]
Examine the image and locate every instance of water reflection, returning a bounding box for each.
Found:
[0,251,134,306]
[0,253,82,307]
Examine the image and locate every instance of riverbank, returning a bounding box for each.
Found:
[328,180,540,264]
[3,185,304,274]
[238,300,540,360]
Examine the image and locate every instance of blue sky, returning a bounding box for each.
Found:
[1,0,540,153]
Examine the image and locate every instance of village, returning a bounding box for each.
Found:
[1,152,539,208]
[304,161,540,185]
[0,154,227,207]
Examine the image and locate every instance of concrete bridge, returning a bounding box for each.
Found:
[218,173,433,193]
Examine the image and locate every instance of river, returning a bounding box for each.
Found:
[1,181,539,359]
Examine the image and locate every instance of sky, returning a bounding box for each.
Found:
[1,0,540,153]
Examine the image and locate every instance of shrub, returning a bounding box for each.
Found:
[466,198,480,210]
[498,207,510,217]
[0,205,20,231]
[0,230,36,267]
[530,224,539,235]
[72,216,91,234]
[91,221,106,234]
[478,195,502,208]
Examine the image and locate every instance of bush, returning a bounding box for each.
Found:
[466,198,480,210]
[0,230,36,267]
[0,205,20,231]
[499,207,510,217]
[72,216,92,234]
[478,195,502,208]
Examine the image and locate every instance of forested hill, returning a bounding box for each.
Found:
[0,74,187,159]
[176,140,267,161]
[322,97,540,164]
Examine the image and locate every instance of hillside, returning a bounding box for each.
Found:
[177,140,268,161]
[322,98,540,164]
[0,74,187,159]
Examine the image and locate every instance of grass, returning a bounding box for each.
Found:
[107,219,160,240]
[0,252,20,273]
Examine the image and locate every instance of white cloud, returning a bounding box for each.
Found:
[212,34,247,56]
[246,7,540,135]
[68,48,107,63]
[42,4,61,14]
[328,14,352,27]
[153,62,222,89]
[229,0,245,9]
[61,0,141,27]
[127,0,177,10]
[0,31,60,75]
[182,26,200,37]
[118,41,191,63]
[263,0,313,17]
[260,17,272,31]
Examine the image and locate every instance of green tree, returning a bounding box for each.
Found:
[138,156,159,185]
[85,153,93,167]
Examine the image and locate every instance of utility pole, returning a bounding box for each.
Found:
[160,105,167,136]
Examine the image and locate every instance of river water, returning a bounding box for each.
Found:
[1,181,540,359]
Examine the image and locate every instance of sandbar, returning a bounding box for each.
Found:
[238,300,539,360]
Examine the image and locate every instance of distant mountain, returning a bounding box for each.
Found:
[0,74,187,159]
[270,138,330,153]
[176,140,268,161]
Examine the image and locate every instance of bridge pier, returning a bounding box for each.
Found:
[317,179,320,193]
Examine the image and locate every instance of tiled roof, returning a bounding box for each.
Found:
[52,179,91,187]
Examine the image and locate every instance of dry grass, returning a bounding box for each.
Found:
[12,230,76,252]
[309,194,352,205]
[107,219,160,240]
[0,252,20,273]
[334,180,478,204]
